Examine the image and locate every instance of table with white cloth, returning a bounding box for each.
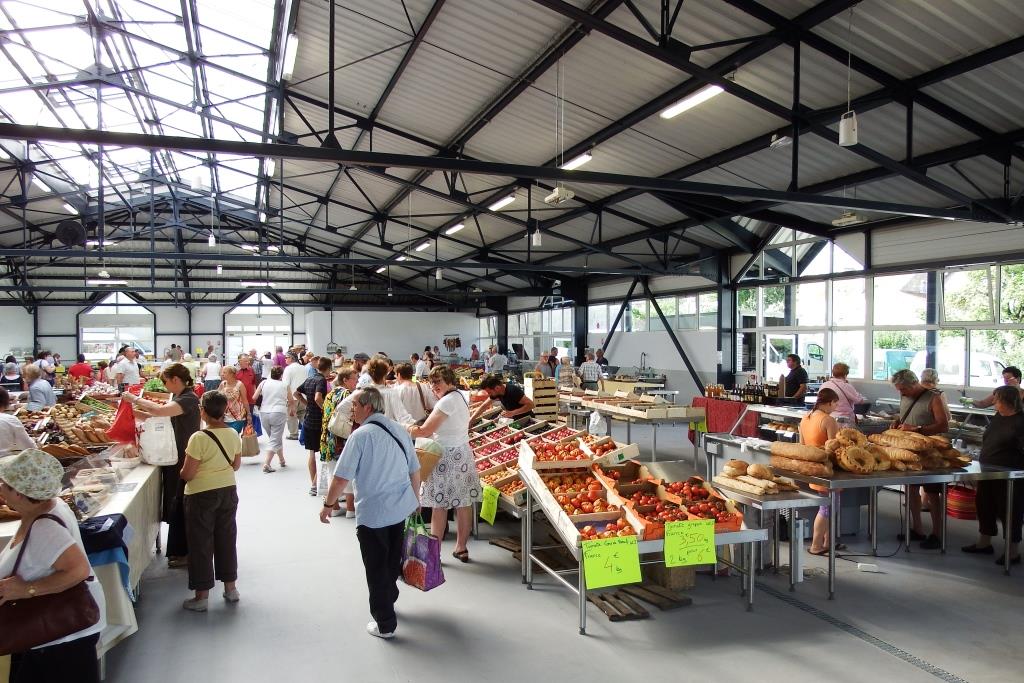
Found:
[0,463,161,678]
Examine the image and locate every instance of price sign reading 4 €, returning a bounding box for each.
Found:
[479,485,499,525]
[664,519,716,567]
[581,535,642,590]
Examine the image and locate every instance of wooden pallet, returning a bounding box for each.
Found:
[619,583,693,610]
[489,536,521,554]
[588,591,650,621]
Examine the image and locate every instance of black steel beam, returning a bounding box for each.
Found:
[0,125,974,220]
[643,278,704,394]
[603,276,640,352]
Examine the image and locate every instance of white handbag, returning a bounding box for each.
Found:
[327,408,352,438]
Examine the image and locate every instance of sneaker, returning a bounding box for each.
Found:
[366,621,395,639]
[183,597,208,612]
[346,510,355,518]
[224,589,241,603]
[919,534,941,550]
[330,508,345,517]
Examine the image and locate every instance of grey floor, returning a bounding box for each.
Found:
[105,423,1024,683]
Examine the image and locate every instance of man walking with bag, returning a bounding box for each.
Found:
[319,387,421,639]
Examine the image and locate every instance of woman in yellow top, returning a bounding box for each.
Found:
[798,388,841,556]
[180,390,243,612]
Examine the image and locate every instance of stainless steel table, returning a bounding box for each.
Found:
[520,467,767,633]
[703,434,1024,597]
[586,404,700,462]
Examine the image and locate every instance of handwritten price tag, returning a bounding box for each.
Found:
[664,519,716,567]
[479,485,499,525]
[581,535,642,589]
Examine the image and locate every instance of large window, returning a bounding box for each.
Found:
[80,293,154,361]
[224,294,290,361]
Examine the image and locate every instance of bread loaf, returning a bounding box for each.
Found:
[713,475,771,496]
[837,428,867,446]
[769,442,828,463]
[867,433,929,453]
[722,459,749,478]
[746,463,774,480]
[770,455,833,477]
[824,438,841,454]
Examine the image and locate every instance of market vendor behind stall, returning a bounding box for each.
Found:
[780,353,808,399]
[471,374,534,420]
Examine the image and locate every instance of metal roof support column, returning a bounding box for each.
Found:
[560,278,589,365]
[716,252,736,388]
[486,296,509,357]
[790,40,800,191]
[643,278,704,395]
[925,271,938,370]
[603,276,640,354]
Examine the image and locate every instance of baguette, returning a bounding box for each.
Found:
[770,455,833,477]
[867,433,929,453]
[871,444,921,463]
[738,474,778,490]
[769,441,828,463]
[713,475,772,496]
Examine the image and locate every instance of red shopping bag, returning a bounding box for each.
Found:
[105,399,138,444]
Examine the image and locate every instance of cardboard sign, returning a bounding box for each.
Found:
[480,485,499,525]
[664,519,716,567]
[581,535,642,589]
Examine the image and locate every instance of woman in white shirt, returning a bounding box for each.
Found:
[406,365,479,563]
[0,449,106,681]
[23,364,56,411]
[202,355,222,392]
[0,387,36,454]
[253,365,289,472]
[394,362,436,423]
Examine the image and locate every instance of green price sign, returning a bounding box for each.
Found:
[664,519,716,567]
[480,485,499,525]
[581,535,642,590]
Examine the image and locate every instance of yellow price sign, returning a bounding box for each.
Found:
[581,535,642,590]
[664,519,716,567]
[479,485,499,525]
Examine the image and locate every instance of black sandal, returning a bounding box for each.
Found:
[452,549,470,563]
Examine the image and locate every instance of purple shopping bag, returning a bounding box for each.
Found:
[401,514,445,592]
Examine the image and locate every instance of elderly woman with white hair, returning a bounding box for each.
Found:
[0,449,106,681]
[22,364,55,411]
[919,367,953,423]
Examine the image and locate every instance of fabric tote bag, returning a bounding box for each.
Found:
[400,513,445,592]
[240,425,260,457]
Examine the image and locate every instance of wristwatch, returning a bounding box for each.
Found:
[27,584,36,597]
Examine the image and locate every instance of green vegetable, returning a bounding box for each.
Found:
[143,378,167,392]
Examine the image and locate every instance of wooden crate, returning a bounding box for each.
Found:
[643,563,696,590]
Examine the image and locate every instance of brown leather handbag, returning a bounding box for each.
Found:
[0,513,100,656]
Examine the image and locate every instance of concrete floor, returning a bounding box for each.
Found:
[105,424,1024,683]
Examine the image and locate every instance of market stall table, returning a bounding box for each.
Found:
[517,456,767,634]
[702,434,1024,598]
[583,402,704,462]
[644,461,825,591]
[0,463,161,677]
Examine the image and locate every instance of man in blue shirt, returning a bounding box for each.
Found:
[320,387,421,639]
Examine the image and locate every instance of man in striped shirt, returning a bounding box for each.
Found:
[577,352,603,391]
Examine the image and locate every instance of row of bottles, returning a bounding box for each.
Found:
[704,382,780,402]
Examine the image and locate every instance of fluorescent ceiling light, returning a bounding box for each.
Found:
[282,33,299,81]
[266,244,280,252]
[241,244,259,251]
[208,232,216,247]
[659,84,724,119]
[31,176,53,193]
[375,266,387,274]
[488,194,516,211]
[444,223,465,236]
[396,256,408,262]
[559,151,593,171]
[62,203,78,215]
[86,240,116,247]
[87,279,127,286]
[414,241,431,252]
[241,281,275,288]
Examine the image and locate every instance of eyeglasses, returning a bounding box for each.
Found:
[429,379,444,386]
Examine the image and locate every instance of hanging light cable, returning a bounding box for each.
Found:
[838,8,858,147]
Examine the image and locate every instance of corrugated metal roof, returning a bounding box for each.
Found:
[922,51,1024,134]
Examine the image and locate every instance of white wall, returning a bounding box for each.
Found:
[0,307,34,358]
[873,219,1024,267]
[590,329,718,403]
[306,310,479,359]
[588,275,714,302]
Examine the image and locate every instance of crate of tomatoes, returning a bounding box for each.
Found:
[660,477,742,532]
